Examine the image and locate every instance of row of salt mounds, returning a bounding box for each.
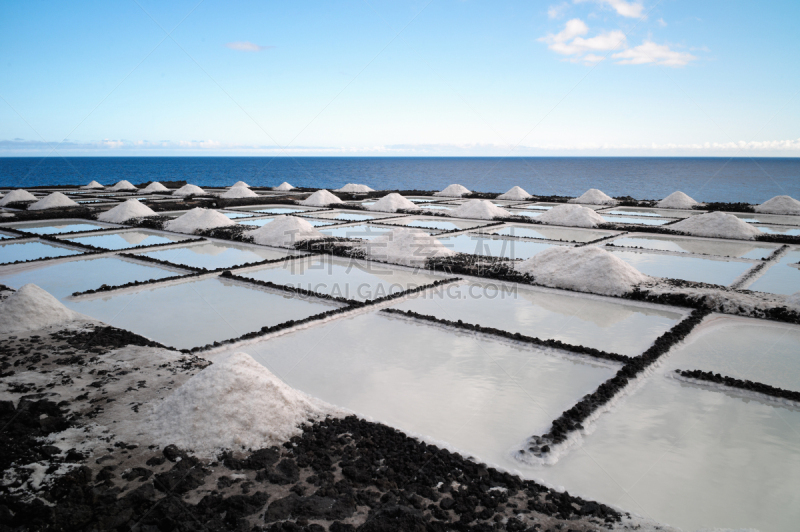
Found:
[97,199,157,224]
[231,181,250,188]
[0,189,37,206]
[274,182,295,191]
[299,189,343,207]
[367,193,418,213]
[82,180,104,189]
[449,199,511,220]
[363,227,454,266]
[335,183,374,193]
[29,192,79,211]
[141,181,169,193]
[755,195,800,215]
[656,190,699,209]
[219,186,258,199]
[517,246,649,296]
[148,351,337,456]
[173,184,207,197]
[110,180,137,191]
[434,184,471,197]
[0,284,88,334]
[569,188,615,205]
[537,204,605,228]
[670,211,761,240]
[246,215,324,247]
[164,207,234,234]
[497,186,532,200]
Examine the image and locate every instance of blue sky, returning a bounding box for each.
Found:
[0,0,798,156]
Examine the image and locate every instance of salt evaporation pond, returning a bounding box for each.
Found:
[609,249,755,286]
[485,224,615,243]
[746,248,800,295]
[730,212,800,226]
[393,281,684,357]
[0,256,177,298]
[9,220,110,235]
[319,224,395,240]
[64,230,186,250]
[221,211,257,219]
[504,210,543,219]
[754,225,800,236]
[235,311,619,472]
[68,277,341,349]
[0,232,14,240]
[240,255,442,302]
[386,217,489,232]
[0,240,83,263]
[246,206,317,215]
[600,215,674,226]
[601,207,699,218]
[304,211,399,222]
[608,234,777,260]
[237,217,336,228]
[436,234,559,260]
[134,241,295,270]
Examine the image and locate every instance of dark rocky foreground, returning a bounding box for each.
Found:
[0,324,649,532]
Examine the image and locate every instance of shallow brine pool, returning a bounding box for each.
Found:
[745,248,800,295]
[600,215,675,226]
[64,230,186,250]
[9,220,110,235]
[221,211,257,219]
[0,240,83,264]
[600,207,699,218]
[383,217,489,232]
[236,217,337,228]
[485,224,615,243]
[318,224,396,240]
[244,206,317,215]
[133,241,295,270]
[437,234,560,260]
[754,224,800,236]
[731,212,800,226]
[609,249,755,286]
[303,211,400,222]
[607,234,777,260]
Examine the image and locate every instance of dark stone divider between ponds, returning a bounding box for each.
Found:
[699,202,755,213]
[674,369,800,403]
[729,245,789,289]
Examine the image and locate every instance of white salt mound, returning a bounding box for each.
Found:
[0,284,86,334]
[517,246,649,296]
[569,188,615,205]
[537,204,606,228]
[82,180,104,189]
[110,180,137,191]
[0,189,37,206]
[141,181,169,193]
[299,190,343,207]
[449,199,511,220]
[172,184,207,197]
[754,195,800,215]
[785,292,800,310]
[148,352,335,455]
[363,227,454,266]
[246,215,324,247]
[367,193,418,213]
[274,182,295,191]
[657,191,699,209]
[164,208,234,234]
[670,211,761,240]
[219,186,258,199]
[335,183,374,193]
[97,199,157,223]
[231,181,250,188]
[497,186,532,200]
[434,184,471,197]
[28,192,79,211]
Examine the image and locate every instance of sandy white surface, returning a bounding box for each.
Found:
[164,207,235,234]
[671,211,761,240]
[97,199,157,223]
[449,199,510,220]
[569,189,615,205]
[537,204,606,228]
[367,193,418,213]
[246,215,324,247]
[28,192,79,211]
[299,189,343,206]
[434,184,471,197]
[657,191,699,209]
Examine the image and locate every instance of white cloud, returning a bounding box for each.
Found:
[547,2,570,19]
[575,0,645,18]
[224,41,274,52]
[539,19,625,61]
[612,41,697,66]
[657,18,667,27]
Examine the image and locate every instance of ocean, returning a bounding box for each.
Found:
[1,156,798,203]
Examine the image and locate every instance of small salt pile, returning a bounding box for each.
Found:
[299,190,343,207]
[274,182,295,191]
[363,227,454,266]
[219,186,258,199]
[497,186,532,200]
[786,292,800,311]
[28,192,79,211]
[148,352,336,456]
[110,180,137,191]
[569,188,615,205]
[0,189,37,206]
[367,193,418,213]
[517,246,649,296]
[97,199,157,223]
[449,199,511,220]
[670,211,761,240]
[81,180,104,189]
[537,204,605,228]
[231,181,250,188]
[335,183,374,193]
[434,184,471,197]
[246,215,324,247]
[754,195,800,215]
[0,284,87,334]
[141,181,170,193]
[657,191,699,209]
[172,184,207,197]
[164,207,234,234]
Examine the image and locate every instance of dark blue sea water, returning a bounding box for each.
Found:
[1,157,798,203]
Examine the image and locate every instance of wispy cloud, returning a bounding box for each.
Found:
[224,41,275,52]
[547,2,570,19]
[612,41,696,66]
[575,0,645,19]
[657,17,667,27]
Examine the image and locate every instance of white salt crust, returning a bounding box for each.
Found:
[97,199,157,223]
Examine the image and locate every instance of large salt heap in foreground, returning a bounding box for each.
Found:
[517,246,649,296]
[671,211,761,240]
[435,184,471,197]
[164,207,234,234]
[657,191,699,209]
[148,352,337,455]
[246,215,324,247]
[0,284,87,334]
[569,189,615,205]
[754,195,800,215]
[299,190,343,207]
[537,204,605,228]
[97,199,157,223]
[364,227,454,266]
[449,199,510,220]
[497,186,532,200]
[0,189,37,206]
[28,192,79,211]
[367,193,418,213]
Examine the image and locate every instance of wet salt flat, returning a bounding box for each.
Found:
[9,220,110,235]
[244,206,317,215]
[64,230,186,250]
[236,311,619,469]
[600,207,699,218]
[319,224,395,240]
[0,232,14,240]
[608,234,777,259]
[221,211,257,219]
[600,215,674,226]
[608,249,755,286]
[754,224,800,236]
[730,212,800,226]
[237,217,336,228]
[383,217,489,232]
[240,254,442,301]
[746,248,800,295]
[304,211,400,222]
[485,224,615,243]
[393,281,684,356]
[134,241,294,270]
[67,277,341,349]
[437,234,559,260]
[0,240,83,263]
[0,256,176,298]
[505,209,543,219]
